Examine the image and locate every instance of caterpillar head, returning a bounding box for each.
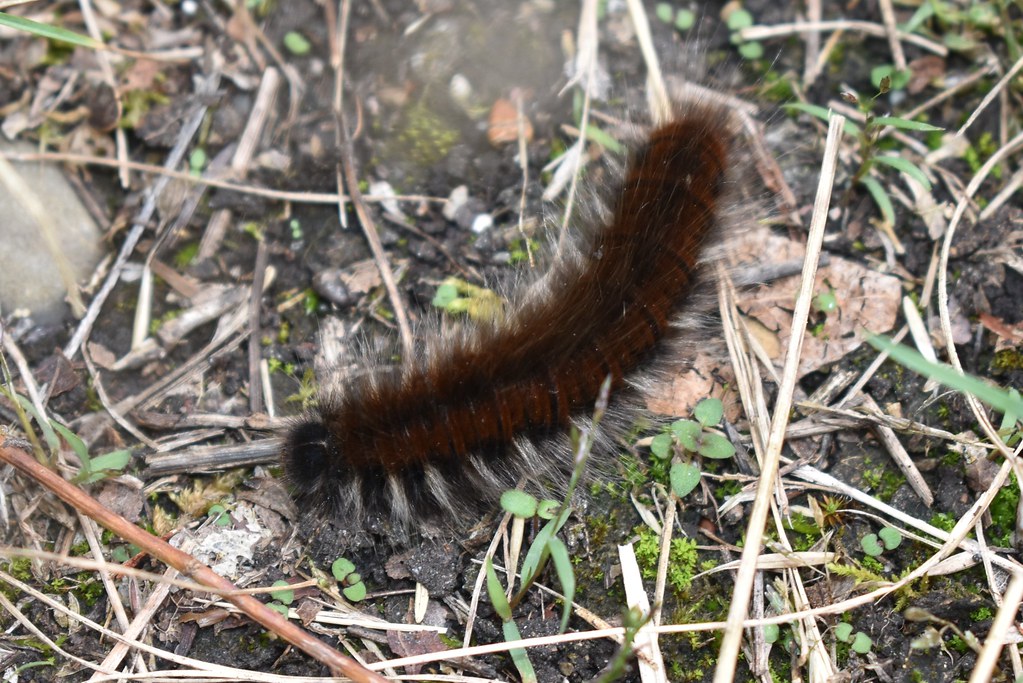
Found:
[281,418,335,500]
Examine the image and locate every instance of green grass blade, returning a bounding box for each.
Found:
[14,394,59,454]
[783,103,861,137]
[872,116,943,132]
[859,176,895,224]
[868,334,1023,417]
[872,155,932,190]
[49,420,90,463]
[501,620,537,683]
[0,12,100,50]
[485,559,512,621]
[546,536,575,633]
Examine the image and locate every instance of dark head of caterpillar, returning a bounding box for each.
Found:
[281,103,739,538]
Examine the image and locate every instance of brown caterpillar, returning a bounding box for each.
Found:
[282,103,737,535]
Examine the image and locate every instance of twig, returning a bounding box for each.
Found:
[248,239,270,415]
[197,67,281,262]
[0,149,447,207]
[0,442,388,682]
[968,570,1023,682]
[877,0,906,71]
[63,76,217,360]
[714,114,844,683]
[739,20,947,56]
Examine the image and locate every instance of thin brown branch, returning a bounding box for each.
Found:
[0,441,389,683]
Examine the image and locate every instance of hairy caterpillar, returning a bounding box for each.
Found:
[282,103,738,535]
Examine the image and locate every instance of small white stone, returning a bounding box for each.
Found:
[369,180,406,220]
[450,74,472,106]
[471,214,493,234]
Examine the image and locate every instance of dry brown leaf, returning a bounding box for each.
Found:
[732,227,902,376]
[487,97,532,147]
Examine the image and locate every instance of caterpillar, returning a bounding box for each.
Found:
[281,102,738,536]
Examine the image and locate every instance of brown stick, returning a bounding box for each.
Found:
[0,441,389,683]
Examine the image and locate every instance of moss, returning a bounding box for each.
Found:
[940,450,960,467]
[988,472,1019,546]
[633,527,698,596]
[991,348,1023,373]
[861,460,906,502]
[970,606,993,621]
[390,100,460,170]
[930,512,957,532]
[8,557,33,582]
[74,573,104,608]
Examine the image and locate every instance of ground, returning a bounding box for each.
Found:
[0,1,1021,682]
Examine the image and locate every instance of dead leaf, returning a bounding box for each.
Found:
[732,227,902,376]
[907,55,946,95]
[487,97,532,147]
[87,342,117,370]
[386,629,448,676]
[646,353,740,420]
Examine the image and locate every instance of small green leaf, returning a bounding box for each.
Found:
[267,602,289,616]
[698,433,736,459]
[871,155,932,190]
[860,534,884,557]
[547,536,575,633]
[189,148,207,174]
[737,41,764,60]
[872,116,943,132]
[675,9,695,30]
[331,557,356,582]
[670,420,701,451]
[851,631,872,654]
[813,290,839,313]
[669,461,701,498]
[432,282,459,309]
[860,176,896,225]
[13,398,60,455]
[655,3,674,24]
[270,580,294,605]
[650,433,674,459]
[283,31,311,55]
[207,504,231,526]
[878,526,903,550]
[694,398,724,427]
[536,499,560,520]
[485,559,512,621]
[943,33,978,52]
[834,622,854,642]
[88,449,131,474]
[763,624,780,644]
[501,490,538,518]
[342,581,366,602]
[726,9,753,30]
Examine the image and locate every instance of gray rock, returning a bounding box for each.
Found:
[0,140,104,323]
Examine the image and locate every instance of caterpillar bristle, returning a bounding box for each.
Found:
[281,102,744,539]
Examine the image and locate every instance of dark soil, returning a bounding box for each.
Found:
[1,1,1021,682]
